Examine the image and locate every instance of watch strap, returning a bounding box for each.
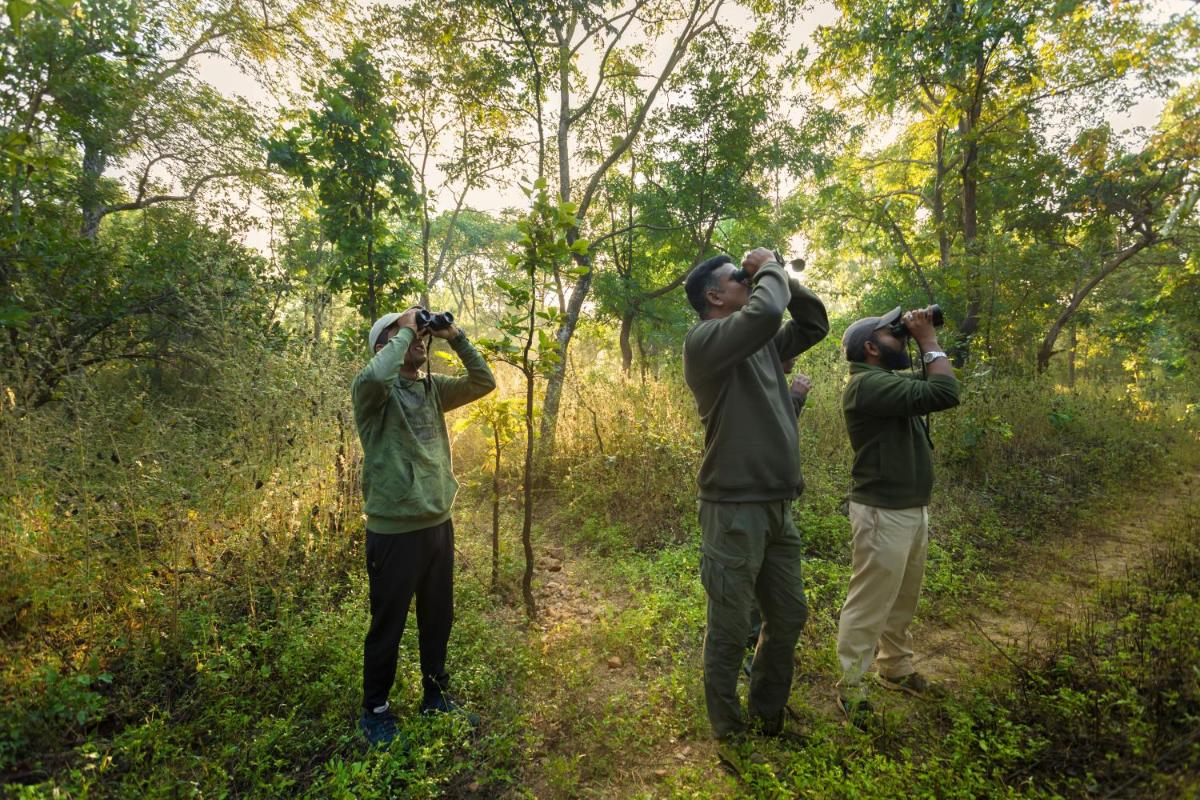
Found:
[923,350,947,364]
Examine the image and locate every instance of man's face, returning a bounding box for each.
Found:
[404,331,428,370]
[707,263,751,313]
[375,322,429,370]
[869,329,911,370]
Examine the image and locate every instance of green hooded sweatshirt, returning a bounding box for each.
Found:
[683,262,829,502]
[352,328,496,533]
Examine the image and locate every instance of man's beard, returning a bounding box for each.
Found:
[876,339,911,370]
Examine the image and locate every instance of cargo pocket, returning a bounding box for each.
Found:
[700,549,749,608]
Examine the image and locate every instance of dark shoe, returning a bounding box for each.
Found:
[359,708,400,747]
[877,671,944,698]
[836,693,875,729]
[420,691,481,728]
[716,735,771,780]
[749,710,784,737]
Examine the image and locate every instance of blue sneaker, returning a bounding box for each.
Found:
[359,708,400,747]
[420,691,481,728]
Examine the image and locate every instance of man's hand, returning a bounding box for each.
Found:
[902,306,939,349]
[740,247,779,279]
[430,324,461,341]
[396,307,421,332]
[790,373,812,402]
[903,306,954,377]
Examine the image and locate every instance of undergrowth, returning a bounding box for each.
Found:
[1,331,1197,797]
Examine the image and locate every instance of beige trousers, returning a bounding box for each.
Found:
[836,502,928,693]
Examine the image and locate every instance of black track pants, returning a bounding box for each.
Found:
[362,519,454,711]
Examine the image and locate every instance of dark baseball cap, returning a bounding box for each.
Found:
[841,306,902,362]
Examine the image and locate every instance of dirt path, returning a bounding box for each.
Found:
[913,467,1198,686]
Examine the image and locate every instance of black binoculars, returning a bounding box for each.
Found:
[888,305,944,338]
[416,308,454,331]
[731,251,806,283]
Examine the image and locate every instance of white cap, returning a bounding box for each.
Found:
[368,312,404,353]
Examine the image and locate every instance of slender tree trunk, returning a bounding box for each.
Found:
[933,126,950,270]
[520,258,538,620]
[80,141,107,240]
[619,310,634,375]
[520,378,536,619]
[538,20,582,453]
[540,262,589,449]
[491,429,501,594]
[1067,320,1077,387]
[366,245,377,321]
[955,102,983,363]
[420,203,432,309]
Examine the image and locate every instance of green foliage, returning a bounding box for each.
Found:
[267,41,421,321]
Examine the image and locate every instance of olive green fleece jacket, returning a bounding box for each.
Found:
[683,262,829,502]
[352,328,496,533]
[842,362,960,509]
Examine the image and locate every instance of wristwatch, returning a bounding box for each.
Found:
[922,350,948,365]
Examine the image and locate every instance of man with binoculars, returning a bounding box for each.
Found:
[352,306,496,746]
[835,306,959,727]
[682,247,828,754]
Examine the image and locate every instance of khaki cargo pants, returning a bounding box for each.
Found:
[836,502,929,697]
[699,500,808,739]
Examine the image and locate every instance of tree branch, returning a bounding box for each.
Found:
[99,171,247,217]
[576,0,725,221]
[588,222,685,251]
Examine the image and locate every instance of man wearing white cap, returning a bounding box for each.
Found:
[835,306,959,727]
[353,307,496,746]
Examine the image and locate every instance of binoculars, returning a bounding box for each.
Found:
[730,251,806,284]
[888,305,944,338]
[416,308,455,331]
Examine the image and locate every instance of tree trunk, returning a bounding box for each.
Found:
[1067,320,1077,387]
[955,101,983,362]
[933,126,951,270]
[537,24,582,454]
[520,257,538,621]
[619,310,634,375]
[365,198,378,321]
[80,141,107,240]
[420,176,432,310]
[491,428,501,594]
[539,257,590,451]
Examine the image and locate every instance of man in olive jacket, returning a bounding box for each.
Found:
[352,307,496,746]
[682,248,829,744]
[835,306,959,727]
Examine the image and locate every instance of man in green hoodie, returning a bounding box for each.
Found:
[683,248,829,749]
[352,307,496,746]
[835,306,959,727]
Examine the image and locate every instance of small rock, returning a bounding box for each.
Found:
[467,782,480,793]
[653,769,668,779]
[607,655,623,669]
[547,562,562,572]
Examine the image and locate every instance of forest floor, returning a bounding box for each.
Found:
[914,465,1199,688]
[511,463,1200,798]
